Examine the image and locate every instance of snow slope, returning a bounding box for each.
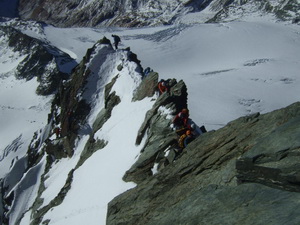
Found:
[0,31,51,178]
[127,21,300,130]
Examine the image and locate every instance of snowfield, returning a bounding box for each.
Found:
[1,12,300,225]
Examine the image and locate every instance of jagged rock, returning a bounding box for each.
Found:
[132,72,158,101]
[76,138,107,169]
[17,39,146,224]
[0,184,3,225]
[44,138,73,159]
[107,102,300,225]
[124,79,188,183]
[0,26,71,95]
[55,40,112,152]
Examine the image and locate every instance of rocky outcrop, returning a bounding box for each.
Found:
[124,78,188,183]
[132,71,159,102]
[107,101,300,225]
[0,26,73,95]
[46,37,114,158]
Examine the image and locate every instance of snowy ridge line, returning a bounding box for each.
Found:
[3,37,153,225]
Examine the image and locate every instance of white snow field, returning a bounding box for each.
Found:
[1,12,300,225]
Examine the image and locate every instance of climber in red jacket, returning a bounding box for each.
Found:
[157,79,169,95]
[173,108,189,130]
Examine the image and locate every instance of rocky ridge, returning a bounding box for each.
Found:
[0,25,74,95]
[0,36,162,225]
[107,101,300,225]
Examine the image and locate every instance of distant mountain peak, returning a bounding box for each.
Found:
[11,0,300,28]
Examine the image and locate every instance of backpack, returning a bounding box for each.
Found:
[115,36,120,42]
[178,134,187,148]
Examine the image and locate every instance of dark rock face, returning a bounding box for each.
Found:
[0,26,72,95]
[45,38,116,158]
[107,102,300,225]
[15,0,220,27]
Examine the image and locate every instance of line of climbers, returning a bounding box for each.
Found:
[157,78,207,158]
[173,108,207,151]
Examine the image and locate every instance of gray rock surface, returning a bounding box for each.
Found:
[107,101,300,225]
[132,71,158,102]
[124,79,188,183]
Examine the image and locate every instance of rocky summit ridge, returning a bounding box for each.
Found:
[107,101,300,225]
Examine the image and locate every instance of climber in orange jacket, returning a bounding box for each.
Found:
[178,129,195,149]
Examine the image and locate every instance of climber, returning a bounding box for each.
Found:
[144,67,153,77]
[111,34,121,49]
[173,108,189,130]
[157,79,169,95]
[190,123,207,137]
[178,129,195,149]
[54,126,61,138]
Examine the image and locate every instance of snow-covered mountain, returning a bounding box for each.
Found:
[10,0,300,27]
[1,1,300,224]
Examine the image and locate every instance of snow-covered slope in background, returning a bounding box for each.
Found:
[0,28,51,173]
